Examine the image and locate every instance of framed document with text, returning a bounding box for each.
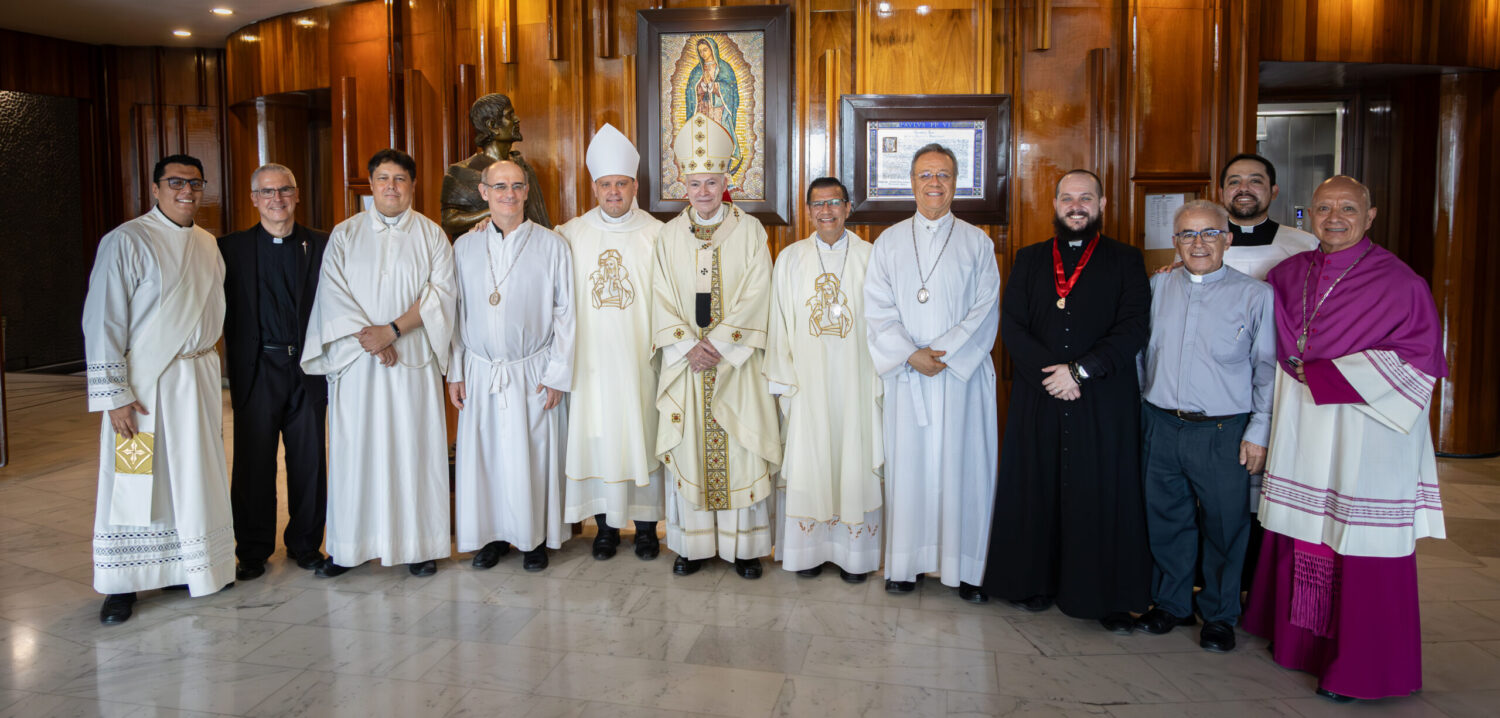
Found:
[839,94,1010,225]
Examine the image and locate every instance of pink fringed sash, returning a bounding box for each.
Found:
[1291,539,1339,638]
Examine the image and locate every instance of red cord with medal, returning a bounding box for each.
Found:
[1051,234,1099,309]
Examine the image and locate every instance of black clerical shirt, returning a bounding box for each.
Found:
[1228,218,1279,247]
[256,225,301,345]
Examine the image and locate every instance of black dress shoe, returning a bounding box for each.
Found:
[1316,687,1357,703]
[633,524,660,560]
[291,551,326,570]
[884,579,916,593]
[1099,611,1135,635]
[840,569,867,584]
[734,558,763,579]
[796,565,824,578]
[235,562,266,581]
[1009,595,1053,612]
[958,583,989,604]
[592,526,621,561]
[1199,620,1236,652]
[672,555,703,576]
[1135,607,1197,635]
[314,560,352,578]
[99,593,136,625]
[522,547,549,572]
[408,560,437,577]
[163,584,189,591]
[471,540,510,569]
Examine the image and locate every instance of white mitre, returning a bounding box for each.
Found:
[585,123,639,181]
[672,112,733,176]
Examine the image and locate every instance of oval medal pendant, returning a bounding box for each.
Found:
[489,291,501,306]
[917,287,930,304]
[1296,334,1307,353]
[830,303,843,318]
[1056,297,1066,309]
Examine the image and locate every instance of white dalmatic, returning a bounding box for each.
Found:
[450,221,575,552]
[83,207,234,596]
[765,231,884,574]
[302,209,457,566]
[864,213,1001,586]
[556,207,664,528]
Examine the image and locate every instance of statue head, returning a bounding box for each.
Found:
[471,93,522,147]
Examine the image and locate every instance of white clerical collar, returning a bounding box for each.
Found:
[693,205,726,226]
[915,212,953,234]
[373,208,410,231]
[815,231,850,251]
[599,207,632,225]
[1235,217,1270,233]
[1185,264,1228,284]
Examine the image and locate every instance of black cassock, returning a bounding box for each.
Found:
[981,235,1151,618]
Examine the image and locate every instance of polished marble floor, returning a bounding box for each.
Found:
[2,372,1500,717]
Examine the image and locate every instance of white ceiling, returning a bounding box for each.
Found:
[0,0,345,48]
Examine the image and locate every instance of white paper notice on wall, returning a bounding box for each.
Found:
[1144,193,1186,250]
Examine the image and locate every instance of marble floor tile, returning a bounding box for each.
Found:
[773,674,946,718]
[54,651,302,715]
[1278,694,1450,717]
[947,691,1112,717]
[92,614,289,661]
[0,691,222,718]
[1417,601,1500,642]
[623,586,797,631]
[1416,538,1485,570]
[1419,640,1500,692]
[0,620,122,693]
[1468,638,1500,659]
[681,625,813,674]
[785,598,900,640]
[1006,611,1205,657]
[1105,699,1302,718]
[1140,650,1313,701]
[533,652,785,718]
[893,607,1039,655]
[1418,689,1500,718]
[0,690,23,713]
[0,561,66,600]
[484,573,649,617]
[990,653,1187,704]
[312,591,445,634]
[420,640,566,693]
[156,582,307,622]
[802,635,1000,694]
[567,550,728,591]
[245,669,467,718]
[718,563,873,603]
[404,565,513,603]
[1460,599,1500,623]
[403,600,537,644]
[257,588,363,625]
[240,624,456,681]
[1443,517,1500,559]
[507,610,701,662]
[917,586,1029,617]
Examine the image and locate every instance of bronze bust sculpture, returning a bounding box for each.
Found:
[441,93,551,237]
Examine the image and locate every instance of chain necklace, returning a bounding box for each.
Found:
[814,231,851,318]
[1296,242,1373,355]
[485,222,532,306]
[911,217,956,303]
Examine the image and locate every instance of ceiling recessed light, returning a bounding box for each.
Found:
[211,7,233,15]
[172,29,192,37]
[294,17,316,27]
[240,34,259,42]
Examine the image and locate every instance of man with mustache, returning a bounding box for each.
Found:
[1135,200,1275,652]
[218,163,330,582]
[85,154,235,624]
[302,149,458,579]
[1218,153,1317,280]
[982,169,1152,633]
[1244,176,1446,703]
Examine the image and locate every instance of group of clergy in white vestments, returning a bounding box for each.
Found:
[80,113,1446,705]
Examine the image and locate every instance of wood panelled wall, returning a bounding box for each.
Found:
[0,29,230,243]
[1260,0,1500,69]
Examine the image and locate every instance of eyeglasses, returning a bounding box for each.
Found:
[162,177,206,191]
[914,171,954,183]
[808,199,847,209]
[253,186,296,198]
[1173,229,1228,245]
[485,182,528,192]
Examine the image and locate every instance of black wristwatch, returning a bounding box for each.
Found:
[389,321,401,338]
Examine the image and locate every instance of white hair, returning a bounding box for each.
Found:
[250,163,297,190]
[1173,199,1229,229]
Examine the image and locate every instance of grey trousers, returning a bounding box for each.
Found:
[1142,403,1252,623]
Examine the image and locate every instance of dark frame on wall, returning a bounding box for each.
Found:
[635,5,793,226]
[838,94,1011,225]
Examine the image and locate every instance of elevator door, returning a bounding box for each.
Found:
[1256,102,1344,229]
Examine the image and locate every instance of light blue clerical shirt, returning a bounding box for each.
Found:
[1138,264,1276,446]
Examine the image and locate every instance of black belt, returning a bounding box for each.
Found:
[261,343,299,356]
[1147,402,1238,423]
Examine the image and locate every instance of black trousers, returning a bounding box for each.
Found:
[231,350,327,563]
